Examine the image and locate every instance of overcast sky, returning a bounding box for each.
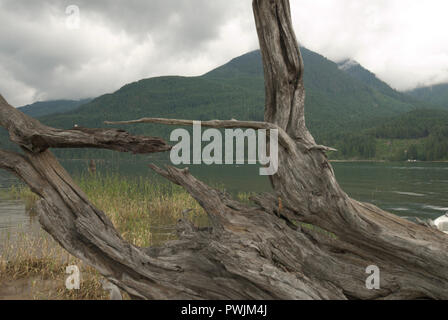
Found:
[1,0,448,106]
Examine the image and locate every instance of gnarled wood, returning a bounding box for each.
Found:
[0,0,447,300]
[0,95,171,154]
[106,117,298,151]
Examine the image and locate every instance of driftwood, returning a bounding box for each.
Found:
[0,94,171,154]
[105,118,337,152]
[0,0,447,299]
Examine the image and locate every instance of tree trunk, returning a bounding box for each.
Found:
[0,0,447,300]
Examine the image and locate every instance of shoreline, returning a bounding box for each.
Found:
[329,159,448,163]
[59,158,448,163]
[329,160,387,163]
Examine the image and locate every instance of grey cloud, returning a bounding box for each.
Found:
[1,0,447,106]
[290,0,448,91]
[0,0,251,105]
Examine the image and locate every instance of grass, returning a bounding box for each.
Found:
[294,221,338,240]
[0,230,109,300]
[3,185,39,212]
[0,172,209,299]
[76,172,208,247]
[1,172,320,299]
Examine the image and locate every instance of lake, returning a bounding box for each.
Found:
[1,160,448,242]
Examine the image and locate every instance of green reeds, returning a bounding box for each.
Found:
[0,173,215,299]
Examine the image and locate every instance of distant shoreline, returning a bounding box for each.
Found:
[329,159,448,163]
[60,158,448,163]
[329,160,386,163]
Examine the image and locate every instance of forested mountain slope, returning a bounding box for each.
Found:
[37,48,420,144]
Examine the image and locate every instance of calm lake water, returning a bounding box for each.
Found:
[1,160,447,241]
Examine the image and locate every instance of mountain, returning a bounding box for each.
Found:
[203,49,422,134]
[370,108,448,139]
[338,59,398,96]
[37,48,424,150]
[372,108,448,161]
[407,83,448,109]
[337,59,431,110]
[328,108,448,161]
[18,99,92,118]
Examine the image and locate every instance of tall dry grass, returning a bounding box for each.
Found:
[0,172,212,299]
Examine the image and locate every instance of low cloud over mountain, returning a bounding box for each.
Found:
[1,0,448,106]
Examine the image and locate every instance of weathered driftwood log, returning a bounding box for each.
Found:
[0,94,171,154]
[0,0,447,299]
[105,118,337,152]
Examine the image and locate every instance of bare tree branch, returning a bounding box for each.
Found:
[0,94,171,154]
[105,117,337,152]
[106,117,297,150]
